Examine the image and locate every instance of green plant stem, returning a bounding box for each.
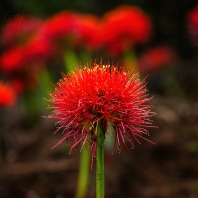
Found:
[63,49,78,72]
[74,147,90,198]
[39,69,53,112]
[79,49,92,66]
[123,49,138,73]
[96,122,105,198]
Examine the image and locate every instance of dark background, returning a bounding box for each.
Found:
[1,0,198,198]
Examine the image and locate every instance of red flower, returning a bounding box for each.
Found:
[138,46,177,73]
[46,62,155,166]
[40,11,79,43]
[75,14,103,51]
[0,47,25,73]
[187,5,198,44]
[25,36,54,63]
[102,6,152,55]
[0,82,16,107]
[0,35,52,73]
[1,15,42,46]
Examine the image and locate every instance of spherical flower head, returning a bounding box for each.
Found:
[187,5,198,45]
[47,62,155,165]
[0,82,16,107]
[102,6,152,55]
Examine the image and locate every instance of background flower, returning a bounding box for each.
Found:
[40,11,79,46]
[74,14,103,51]
[0,81,16,107]
[1,15,42,47]
[138,46,177,74]
[187,5,198,45]
[101,6,152,55]
[0,47,25,73]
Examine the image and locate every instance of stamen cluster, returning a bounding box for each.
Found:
[47,63,155,163]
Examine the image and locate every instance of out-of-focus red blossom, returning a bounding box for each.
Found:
[101,6,152,55]
[40,11,79,43]
[1,15,42,46]
[0,47,25,73]
[0,82,16,107]
[46,62,156,166]
[0,36,53,73]
[75,14,103,51]
[187,5,198,44]
[138,46,177,74]
[25,36,54,63]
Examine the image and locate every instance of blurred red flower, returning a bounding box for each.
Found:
[25,36,54,63]
[46,62,155,166]
[1,35,53,70]
[75,14,103,51]
[101,6,152,55]
[1,15,42,46]
[40,11,79,45]
[0,47,25,73]
[187,5,198,44]
[0,82,16,107]
[138,46,177,74]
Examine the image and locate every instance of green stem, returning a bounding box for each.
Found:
[39,69,53,112]
[75,147,90,198]
[96,122,105,198]
[123,49,138,73]
[63,50,78,72]
[79,49,92,66]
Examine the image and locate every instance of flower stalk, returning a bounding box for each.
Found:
[123,49,138,73]
[96,121,105,198]
[75,147,90,198]
[63,49,78,72]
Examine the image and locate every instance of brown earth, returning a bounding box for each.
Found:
[1,96,198,198]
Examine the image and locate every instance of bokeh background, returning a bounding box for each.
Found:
[1,0,198,198]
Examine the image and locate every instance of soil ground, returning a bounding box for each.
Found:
[1,96,198,198]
